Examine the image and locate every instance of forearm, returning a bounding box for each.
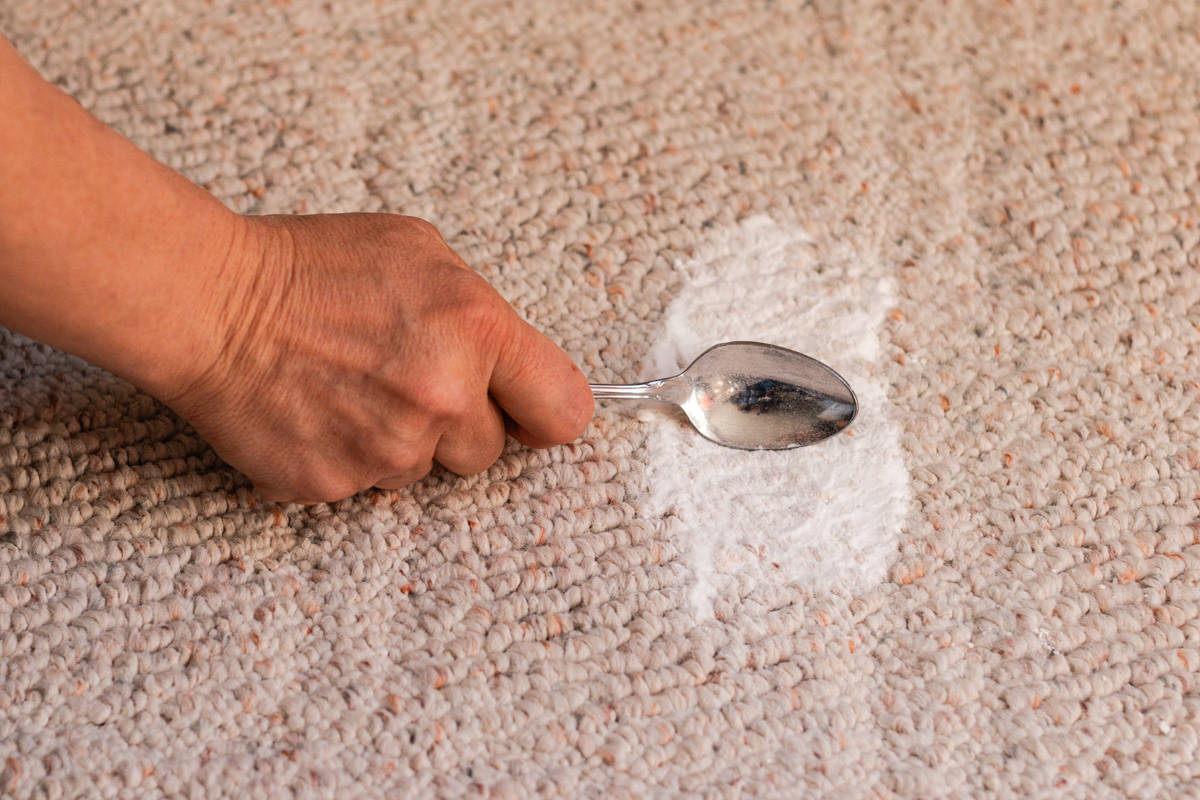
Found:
[0,35,248,396]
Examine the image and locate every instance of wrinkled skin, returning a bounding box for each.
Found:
[161,213,594,503]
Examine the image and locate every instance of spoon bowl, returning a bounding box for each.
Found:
[590,341,857,450]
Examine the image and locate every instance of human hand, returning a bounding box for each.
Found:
[0,36,589,502]
[160,213,594,503]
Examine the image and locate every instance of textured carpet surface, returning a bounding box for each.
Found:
[4,0,1200,797]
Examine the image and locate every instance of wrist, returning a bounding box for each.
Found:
[124,209,266,404]
[0,36,270,406]
[145,213,302,426]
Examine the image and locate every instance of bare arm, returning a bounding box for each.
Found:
[0,35,593,502]
[0,35,248,396]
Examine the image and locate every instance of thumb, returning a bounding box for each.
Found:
[488,317,593,448]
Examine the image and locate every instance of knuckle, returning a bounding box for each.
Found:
[378,447,429,479]
[367,214,448,256]
[396,215,443,240]
[422,268,510,347]
[429,273,516,357]
[448,270,506,318]
[443,444,504,478]
[412,379,475,423]
[396,215,453,254]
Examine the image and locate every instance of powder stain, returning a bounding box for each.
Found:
[637,216,911,618]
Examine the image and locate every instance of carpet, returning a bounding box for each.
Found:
[3,0,1200,796]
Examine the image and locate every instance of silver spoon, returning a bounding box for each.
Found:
[590,341,857,450]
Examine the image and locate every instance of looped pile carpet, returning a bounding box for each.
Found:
[4,1,1200,797]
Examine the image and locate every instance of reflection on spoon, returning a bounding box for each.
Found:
[590,341,857,450]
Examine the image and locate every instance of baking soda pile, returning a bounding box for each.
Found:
[638,216,911,618]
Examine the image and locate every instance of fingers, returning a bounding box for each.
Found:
[253,482,298,503]
[489,317,594,448]
[254,393,510,501]
[253,480,347,506]
[373,458,434,490]
[372,393,506,488]
[230,212,594,508]
[433,395,507,475]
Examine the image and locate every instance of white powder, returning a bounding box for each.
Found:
[637,216,911,618]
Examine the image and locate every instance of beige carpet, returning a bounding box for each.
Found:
[4,0,1200,796]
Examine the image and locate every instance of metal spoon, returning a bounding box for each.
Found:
[590,341,857,450]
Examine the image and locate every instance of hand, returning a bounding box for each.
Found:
[160,213,594,503]
[0,37,590,503]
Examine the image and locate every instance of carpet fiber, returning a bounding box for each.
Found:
[4,1,1200,797]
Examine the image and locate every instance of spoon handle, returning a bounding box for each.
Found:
[589,381,666,401]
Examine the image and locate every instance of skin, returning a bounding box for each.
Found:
[0,35,594,503]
